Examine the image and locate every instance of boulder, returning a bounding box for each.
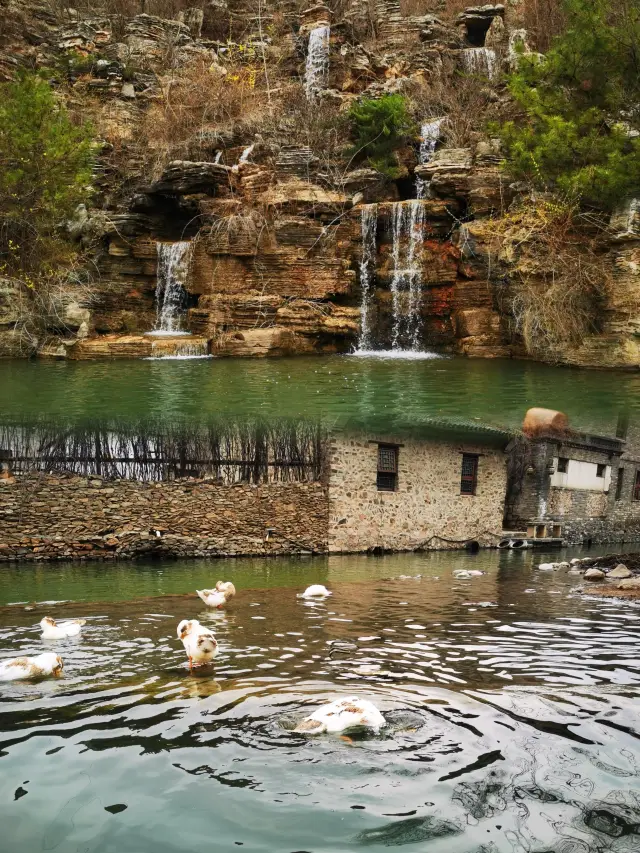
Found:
[584,568,606,581]
[607,563,632,579]
[617,577,640,589]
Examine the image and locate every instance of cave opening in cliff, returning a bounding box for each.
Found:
[396,177,417,201]
[464,18,493,47]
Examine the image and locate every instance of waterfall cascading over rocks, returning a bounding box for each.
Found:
[389,201,426,351]
[150,241,193,336]
[149,339,210,359]
[357,204,378,351]
[416,118,444,200]
[304,25,330,100]
[460,47,497,79]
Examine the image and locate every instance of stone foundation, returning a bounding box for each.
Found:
[0,474,329,560]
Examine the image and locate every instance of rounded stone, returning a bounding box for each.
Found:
[584,568,605,581]
[607,563,632,579]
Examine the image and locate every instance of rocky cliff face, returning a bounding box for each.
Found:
[1,0,639,367]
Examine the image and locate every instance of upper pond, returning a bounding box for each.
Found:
[1,548,639,852]
[1,354,639,430]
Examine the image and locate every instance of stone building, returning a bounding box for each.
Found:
[328,421,513,553]
[506,413,640,546]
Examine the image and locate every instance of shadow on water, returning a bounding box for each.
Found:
[0,549,639,852]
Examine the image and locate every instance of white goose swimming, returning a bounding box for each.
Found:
[299,584,331,599]
[294,696,386,734]
[177,619,218,669]
[196,581,236,609]
[40,616,86,640]
[0,653,64,681]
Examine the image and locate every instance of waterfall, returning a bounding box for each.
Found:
[416,118,443,200]
[148,338,210,359]
[390,201,425,351]
[627,198,639,234]
[461,47,497,79]
[239,143,254,164]
[150,241,192,336]
[357,204,378,351]
[304,25,330,100]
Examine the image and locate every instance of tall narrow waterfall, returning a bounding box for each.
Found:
[304,25,330,100]
[151,241,192,336]
[357,204,378,351]
[416,118,443,200]
[461,47,497,78]
[390,201,425,351]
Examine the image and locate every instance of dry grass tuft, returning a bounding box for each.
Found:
[486,198,611,360]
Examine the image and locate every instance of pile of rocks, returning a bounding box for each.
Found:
[566,554,640,598]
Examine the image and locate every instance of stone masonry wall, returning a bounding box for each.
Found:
[508,436,640,546]
[328,434,508,553]
[0,474,328,561]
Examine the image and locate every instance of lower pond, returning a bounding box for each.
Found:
[1,548,639,852]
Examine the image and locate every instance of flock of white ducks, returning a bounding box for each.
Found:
[2,581,387,735]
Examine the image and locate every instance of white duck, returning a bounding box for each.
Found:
[299,584,332,598]
[40,616,86,640]
[196,581,236,609]
[294,696,386,734]
[177,619,218,669]
[0,652,63,681]
[453,570,484,579]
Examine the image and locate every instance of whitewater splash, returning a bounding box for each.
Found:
[416,118,443,200]
[150,241,193,335]
[304,25,330,100]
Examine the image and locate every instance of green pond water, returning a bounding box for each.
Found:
[1,354,638,431]
[1,548,639,852]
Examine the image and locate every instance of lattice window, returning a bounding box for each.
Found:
[377,445,398,491]
[460,453,478,496]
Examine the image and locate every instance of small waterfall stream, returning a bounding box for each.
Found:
[150,241,192,336]
[357,204,378,351]
[416,118,443,200]
[461,47,497,78]
[355,201,440,358]
[390,201,426,351]
[304,25,330,100]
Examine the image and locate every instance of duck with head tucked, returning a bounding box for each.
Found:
[177,619,218,669]
[294,696,386,735]
[40,616,86,640]
[0,653,64,681]
[196,581,236,609]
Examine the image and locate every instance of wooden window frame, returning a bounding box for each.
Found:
[376,444,398,492]
[596,463,606,478]
[557,457,569,474]
[460,453,479,496]
[633,470,640,502]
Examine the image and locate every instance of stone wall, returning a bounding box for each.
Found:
[507,434,640,545]
[328,433,508,552]
[0,473,329,560]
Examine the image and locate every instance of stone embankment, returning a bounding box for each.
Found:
[0,473,329,560]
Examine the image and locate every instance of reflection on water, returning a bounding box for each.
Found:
[0,355,638,430]
[0,552,639,852]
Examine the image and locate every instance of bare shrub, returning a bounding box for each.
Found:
[523,0,567,52]
[138,49,278,176]
[408,58,504,147]
[486,198,611,360]
[399,0,468,16]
